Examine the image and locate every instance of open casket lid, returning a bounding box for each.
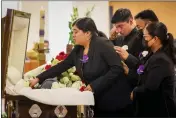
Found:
[2,9,31,97]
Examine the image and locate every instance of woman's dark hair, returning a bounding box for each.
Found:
[72,17,107,38]
[146,22,176,64]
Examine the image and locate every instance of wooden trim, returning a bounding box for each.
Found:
[1,9,31,97]
[2,9,14,97]
[109,5,113,30]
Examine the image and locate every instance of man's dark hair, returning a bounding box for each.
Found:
[111,8,133,24]
[135,9,159,22]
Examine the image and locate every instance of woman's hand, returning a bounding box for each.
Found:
[84,84,93,92]
[121,61,129,75]
[29,78,39,88]
[130,91,134,101]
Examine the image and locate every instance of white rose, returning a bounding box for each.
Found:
[24,80,30,87]
[70,74,81,81]
[122,45,128,51]
[142,51,148,57]
[52,82,66,89]
[62,77,70,84]
[71,81,86,90]
[71,81,82,89]
[68,66,76,73]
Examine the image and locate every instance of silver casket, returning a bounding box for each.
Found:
[2,9,94,118]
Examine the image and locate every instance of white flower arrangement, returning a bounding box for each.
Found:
[24,51,86,91]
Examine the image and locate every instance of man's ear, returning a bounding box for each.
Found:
[129,17,133,25]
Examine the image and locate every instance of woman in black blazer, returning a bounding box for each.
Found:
[29,17,124,117]
[131,22,176,117]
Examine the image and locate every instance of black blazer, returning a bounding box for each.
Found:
[112,28,144,86]
[133,49,176,117]
[37,35,126,111]
[112,28,144,59]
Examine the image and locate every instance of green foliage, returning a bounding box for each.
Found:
[2,112,7,118]
[68,6,95,45]
[85,5,95,17]
[68,7,79,45]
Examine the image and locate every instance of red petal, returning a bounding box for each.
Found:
[55,55,60,59]
[56,55,62,61]
[79,86,86,92]
[60,56,65,60]
[45,64,51,70]
[81,80,85,84]
[59,51,65,56]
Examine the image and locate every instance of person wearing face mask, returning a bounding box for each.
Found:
[114,9,160,78]
[131,22,176,117]
[135,9,159,35]
[114,9,159,68]
[29,17,126,117]
[135,9,159,51]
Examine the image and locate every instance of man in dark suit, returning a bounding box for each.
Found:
[110,8,144,83]
[107,8,145,116]
[111,9,160,73]
[110,8,160,116]
[110,9,159,59]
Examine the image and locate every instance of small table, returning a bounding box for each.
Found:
[24,60,39,73]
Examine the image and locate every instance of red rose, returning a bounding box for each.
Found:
[59,51,65,56]
[56,55,62,61]
[45,64,51,70]
[56,52,67,61]
[61,55,66,60]
[79,86,86,92]
[55,55,60,60]
[81,80,85,84]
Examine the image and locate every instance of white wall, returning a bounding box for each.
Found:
[48,1,110,58]
[72,1,110,37]
[48,1,73,58]
[2,1,48,51]
[21,1,48,50]
[2,1,19,17]
[2,1,110,59]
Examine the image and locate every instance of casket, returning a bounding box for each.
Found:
[2,9,94,118]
